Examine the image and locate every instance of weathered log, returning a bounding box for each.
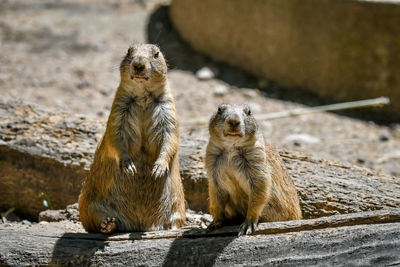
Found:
[1,209,400,266]
[0,98,399,220]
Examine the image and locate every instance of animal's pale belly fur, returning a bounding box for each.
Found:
[219,165,251,219]
[106,141,172,230]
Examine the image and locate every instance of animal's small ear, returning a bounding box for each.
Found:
[217,104,228,114]
[127,47,133,56]
[243,105,251,116]
[154,51,159,58]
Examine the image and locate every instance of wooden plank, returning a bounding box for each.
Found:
[1,209,400,266]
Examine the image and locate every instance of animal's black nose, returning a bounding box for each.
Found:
[133,63,145,73]
[228,119,240,128]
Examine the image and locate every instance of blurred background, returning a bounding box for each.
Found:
[0,0,399,178]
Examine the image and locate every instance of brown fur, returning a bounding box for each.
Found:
[79,44,185,233]
[205,104,301,235]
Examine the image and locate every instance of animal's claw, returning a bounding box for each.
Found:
[152,161,169,179]
[119,157,136,176]
[238,219,257,236]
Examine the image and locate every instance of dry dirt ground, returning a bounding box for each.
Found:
[0,0,399,180]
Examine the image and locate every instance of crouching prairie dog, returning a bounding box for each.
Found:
[78,44,185,233]
[205,104,302,236]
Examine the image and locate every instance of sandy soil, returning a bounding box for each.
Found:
[0,0,399,177]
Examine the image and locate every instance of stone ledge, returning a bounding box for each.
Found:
[1,98,399,220]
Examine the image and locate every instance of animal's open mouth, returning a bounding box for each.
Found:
[224,132,243,137]
[131,75,149,80]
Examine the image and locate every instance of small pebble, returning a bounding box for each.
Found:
[213,85,228,96]
[68,87,77,93]
[100,88,113,96]
[284,134,321,145]
[76,81,89,89]
[22,220,31,225]
[242,88,259,98]
[196,67,216,80]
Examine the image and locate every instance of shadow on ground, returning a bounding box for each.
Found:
[51,232,107,265]
[147,5,398,125]
[50,229,237,265]
[161,228,237,267]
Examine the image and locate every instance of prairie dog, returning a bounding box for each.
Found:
[78,44,185,233]
[206,104,301,235]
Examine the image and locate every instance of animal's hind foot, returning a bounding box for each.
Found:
[100,217,117,233]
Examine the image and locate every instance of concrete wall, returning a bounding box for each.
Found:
[170,0,400,118]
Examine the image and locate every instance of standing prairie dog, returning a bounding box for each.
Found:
[78,44,185,233]
[206,104,302,236]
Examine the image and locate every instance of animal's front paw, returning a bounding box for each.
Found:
[238,219,257,236]
[152,160,169,179]
[100,217,117,234]
[119,157,136,176]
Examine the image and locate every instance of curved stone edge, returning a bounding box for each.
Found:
[169,0,400,119]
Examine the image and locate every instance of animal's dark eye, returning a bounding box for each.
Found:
[154,51,159,58]
[218,107,222,114]
[244,107,251,116]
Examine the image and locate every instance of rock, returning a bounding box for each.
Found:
[1,98,400,220]
[1,209,400,266]
[170,0,400,120]
[213,85,228,96]
[357,158,365,164]
[241,88,259,98]
[284,134,322,145]
[196,67,216,80]
[76,81,89,90]
[39,204,79,223]
[185,209,212,229]
[39,210,64,222]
